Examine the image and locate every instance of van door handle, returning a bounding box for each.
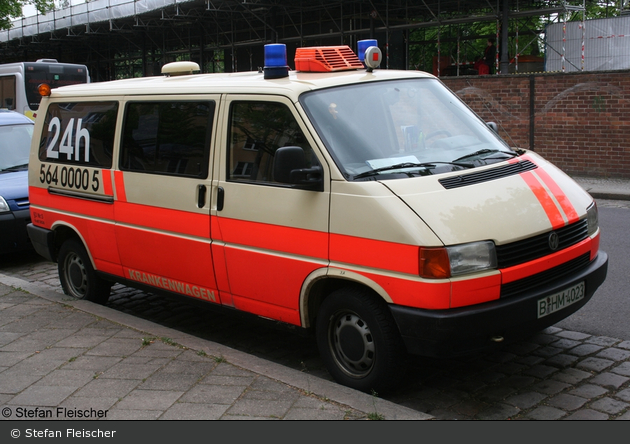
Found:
[217,186,225,211]
[197,185,207,208]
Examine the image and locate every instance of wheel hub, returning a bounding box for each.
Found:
[331,313,375,376]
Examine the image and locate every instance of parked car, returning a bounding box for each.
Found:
[0,109,34,254]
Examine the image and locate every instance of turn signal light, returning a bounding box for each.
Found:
[38,83,51,97]
[419,247,451,279]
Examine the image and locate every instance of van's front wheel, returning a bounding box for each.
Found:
[58,239,111,305]
[316,287,406,393]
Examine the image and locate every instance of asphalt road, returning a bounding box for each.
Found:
[556,202,630,340]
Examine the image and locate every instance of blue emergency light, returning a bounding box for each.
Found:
[264,44,289,79]
[357,39,378,63]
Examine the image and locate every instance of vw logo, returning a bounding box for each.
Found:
[548,232,560,251]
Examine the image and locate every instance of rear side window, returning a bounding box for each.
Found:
[120,101,214,178]
[39,102,118,168]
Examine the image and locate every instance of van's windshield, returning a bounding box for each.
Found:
[300,78,516,180]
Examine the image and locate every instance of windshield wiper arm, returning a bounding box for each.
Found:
[453,149,518,163]
[1,163,29,172]
[353,161,473,179]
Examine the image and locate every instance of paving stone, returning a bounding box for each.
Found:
[73,378,140,399]
[226,396,297,419]
[533,346,563,358]
[589,372,629,389]
[505,391,548,409]
[523,364,559,378]
[595,348,630,361]
[179,383,247,405]
[525,406,567,420]
[590,397,630,415]
[617,341,630,350]
[159,402,230,420]
[616,411,630,420]
[567,344,604,357]
[113,389,184,411]
[104,409,163,420]
[8,384,78,407]
[617,389,630,402]
[576,357,615,372]
[568,384,609,399]
[563,409,609,420]
[555,331,591,341]
[531,379,571,395]
[585,336,621,347]
[550,338,582,350]
[611,362,630,377]
[544,353,579,368]
[552,368,592,385]
[547,393,588,411]
[475,403,520,420]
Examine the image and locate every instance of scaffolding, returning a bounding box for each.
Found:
[0,1,624,80]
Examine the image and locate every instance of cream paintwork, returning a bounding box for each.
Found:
[329,180,442,246]
[383,153,594,246]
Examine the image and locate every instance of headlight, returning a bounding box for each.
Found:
[586,202,598,236]
[419,241,497,279]
[0,196,10,214]
[447,241,497,277]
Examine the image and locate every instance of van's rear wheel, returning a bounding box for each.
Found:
[316,287,406,393]
[58,239,111,305]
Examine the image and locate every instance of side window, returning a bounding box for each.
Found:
[120,101,214,178]
[228,101,318,184]
[0,76,16,109]
[39,102,118,168]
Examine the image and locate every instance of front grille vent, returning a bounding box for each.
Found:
[496,219,588,269]
[500,253,591,299]
[438,160,537,189]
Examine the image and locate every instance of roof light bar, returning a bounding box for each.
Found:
[295,46,364,72]
[264,44,289,79]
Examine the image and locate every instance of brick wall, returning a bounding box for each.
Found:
[441,70,630,179]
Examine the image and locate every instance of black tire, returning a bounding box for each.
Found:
[57,239,112,305]
[316,287,407,393]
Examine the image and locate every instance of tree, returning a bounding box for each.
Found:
[0,0,55,30]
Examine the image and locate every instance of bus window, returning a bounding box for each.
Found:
[0,76,16,110]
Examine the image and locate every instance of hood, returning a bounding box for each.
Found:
[382,154,593,246]
[0,170,29,201]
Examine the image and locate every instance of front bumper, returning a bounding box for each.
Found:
[390,252,608,357]
[0,209,32,254]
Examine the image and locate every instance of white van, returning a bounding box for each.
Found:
[27,43,608,392]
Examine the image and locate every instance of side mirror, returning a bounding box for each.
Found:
[486,122,498,133]
[273,146,323,191]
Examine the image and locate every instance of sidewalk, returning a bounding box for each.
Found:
[572,176,630,201]
[0,274,430,421]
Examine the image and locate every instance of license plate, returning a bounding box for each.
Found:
[537,282,585,319]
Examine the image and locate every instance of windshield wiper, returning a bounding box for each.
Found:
[353,161,473,179]
[453,149,518,163]
[1,163,29,172]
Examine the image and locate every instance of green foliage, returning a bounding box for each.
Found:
[0,0,55,30]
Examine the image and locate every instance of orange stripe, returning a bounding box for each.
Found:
[115,201,209,238]
[330,233,419,275]
[532,167,580,224]
[501,238,592,284]
[219,217,328,260]
[114,171,126,202]
[521,171,565,229]
[102,169,113,196]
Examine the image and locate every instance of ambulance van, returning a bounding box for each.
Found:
[27,43,608,392]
